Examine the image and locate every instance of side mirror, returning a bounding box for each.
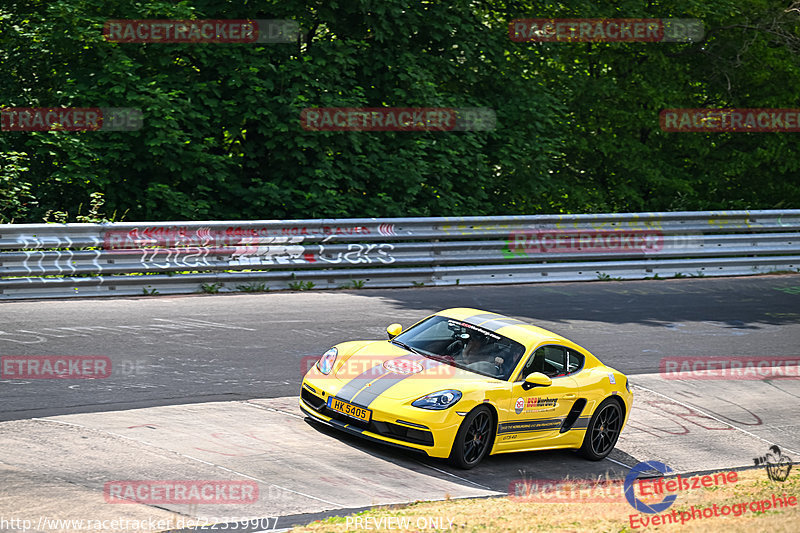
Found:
[523,372,552,390]
[386,323,402,339]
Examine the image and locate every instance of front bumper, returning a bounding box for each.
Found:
[299,378,462,459]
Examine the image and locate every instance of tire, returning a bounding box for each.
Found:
[449,405,494,469]
[578,398,623,461]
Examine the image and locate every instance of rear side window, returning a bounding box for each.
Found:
[567,350,584,373]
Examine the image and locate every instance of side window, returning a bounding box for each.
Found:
[519,345,567,379]
[567,350,583,374]
[519,348,541,381]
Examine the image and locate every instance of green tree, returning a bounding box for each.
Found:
[525,0,800,212]
[0,0,565,221]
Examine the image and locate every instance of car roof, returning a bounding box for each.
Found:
[433,307,569,348]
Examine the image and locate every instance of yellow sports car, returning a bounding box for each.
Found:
[300,308,632,468]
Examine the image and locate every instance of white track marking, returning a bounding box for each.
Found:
[31,418,343,507]
[412,460,498,492]
[244,400,305,420]
[605,457,633,469]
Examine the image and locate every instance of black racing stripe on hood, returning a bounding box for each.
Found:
[350,354,446,408]
[335,352,420,403]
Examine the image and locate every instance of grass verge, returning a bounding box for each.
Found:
[292,467,798,532]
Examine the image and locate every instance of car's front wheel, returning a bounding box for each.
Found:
[449,406,493,469]
[578,398,623,460]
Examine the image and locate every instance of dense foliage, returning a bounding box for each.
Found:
[1,0,799,223]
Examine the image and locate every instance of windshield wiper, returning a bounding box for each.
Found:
[390,339,422,355]
[424,352,452,363]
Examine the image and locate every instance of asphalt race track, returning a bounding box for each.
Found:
[1,274,799,530]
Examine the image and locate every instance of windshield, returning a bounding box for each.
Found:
[393,315,526,380]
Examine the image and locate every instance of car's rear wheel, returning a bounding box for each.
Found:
[449,406,493,469]
[578,398,622,460]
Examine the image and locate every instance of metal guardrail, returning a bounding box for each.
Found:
[1,210,798,299]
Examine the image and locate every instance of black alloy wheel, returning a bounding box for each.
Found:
[579,398,622,460]
[450,405,493,469]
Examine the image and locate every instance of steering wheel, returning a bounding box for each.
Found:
[445,339,464,356]
[467,360,503,378]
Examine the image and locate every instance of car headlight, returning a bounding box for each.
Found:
[412,390,462,410]
[317,347,337,375]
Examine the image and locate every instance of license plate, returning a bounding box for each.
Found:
[328,397,372,422]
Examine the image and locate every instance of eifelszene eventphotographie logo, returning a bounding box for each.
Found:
[754,445,793,482]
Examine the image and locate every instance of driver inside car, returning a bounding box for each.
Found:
[458,333,505,375]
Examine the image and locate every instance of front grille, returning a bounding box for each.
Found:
[304,390,371,429]
[303,390,433,446]
[301,388,325,410]
[326,408,371,430]
[372,420,434,446]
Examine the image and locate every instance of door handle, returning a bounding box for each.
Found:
[563,394,576,400]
